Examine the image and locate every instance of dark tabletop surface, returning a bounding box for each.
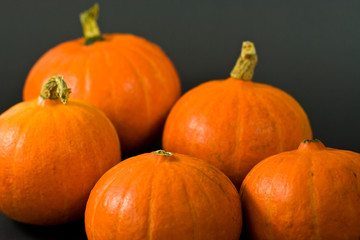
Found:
[0,213,87,240]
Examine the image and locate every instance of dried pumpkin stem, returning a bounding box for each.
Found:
[153,150,173,157]
[230,41,258,81]
[40,75,71,104]
[80,3,104,45]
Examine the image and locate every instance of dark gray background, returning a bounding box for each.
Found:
[0,0,359,239]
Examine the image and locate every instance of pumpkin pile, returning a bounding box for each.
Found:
[0,3,359,240]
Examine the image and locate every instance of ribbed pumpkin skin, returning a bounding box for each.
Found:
[23,34,181,153]
[0,97,121,225]
[85,152,242,240]
[240,141,360,239]
[163,78,312,188]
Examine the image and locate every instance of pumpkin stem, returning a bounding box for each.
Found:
[230,41,258,81]
[152,150,173,157]
[298,139,326,151]
[40,75,71,104]
[80,3,104,45]
[301,139,320,144]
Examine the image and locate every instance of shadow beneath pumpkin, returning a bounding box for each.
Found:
[14,218,87,240]
[122,135,163,160]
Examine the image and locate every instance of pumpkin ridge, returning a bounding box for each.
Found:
[173,164,199,240]
[232,82,248,182]
[180,161,232,202]
[174,163,219,238]
[51,105,71,221]
[341,152,360,223]
[255,87,283,152]
[342,150,360,167]
[83,53,94,100]
[124,44,167,86]
[265,155,289,240]
[178,160,242,239]
[111,45,152,130]
[265,85,305,144]
[188,82,231,156]
[118,35,168,61]
[145,162,162,240]
[98,45,122,120]
[111,160,154,239]
[90,167,124,239]
[308,154,321,238]
[0,101,36,124]
[261,86,312,146]
[260,85,300,120]
[9,107,42,219]
[176,81,221,119]
[322,150,360,226]
[133,42,179,88]
[121,44,178,122]
[123,37,180,84]
[66,104,105,176]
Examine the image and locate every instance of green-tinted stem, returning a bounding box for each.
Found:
[80,3,104,45]
[301,139,320,143]
[40,75,71,104]
[230,41,258,81]
[153,150,173,157]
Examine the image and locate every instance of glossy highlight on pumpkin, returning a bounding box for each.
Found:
[23,5,181,154]
[163,41,312,189]
[85,151,242,240]
[0,76,121,225]
[240,140,360,239]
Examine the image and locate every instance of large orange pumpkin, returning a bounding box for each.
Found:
[23,4,181,154]
[240,139,360,239]
[163,41,312,188]
[0,76,121,225]
[85,150,242,240]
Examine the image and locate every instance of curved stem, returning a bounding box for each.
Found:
[80,3,104,45]
[230,41,258,81]
[153,150,173,157]
[40,75,71,104]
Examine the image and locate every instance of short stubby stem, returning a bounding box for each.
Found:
[153,150,173,157]
[230,41,258,81]
[39,75,71,104]
[297,139,326,152]
[80,4,104,45]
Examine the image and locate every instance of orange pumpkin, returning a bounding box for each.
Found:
[0,76,121,225]
[240,139,360,239]
[23,4,181,154]
[85,150,242,240]
[163,41,312,188]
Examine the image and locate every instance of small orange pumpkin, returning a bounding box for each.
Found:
[0,76,121,225]
[163,41,312,188]
[23,4,181,154]
[85,150,242,240]
[240,139,360,239]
